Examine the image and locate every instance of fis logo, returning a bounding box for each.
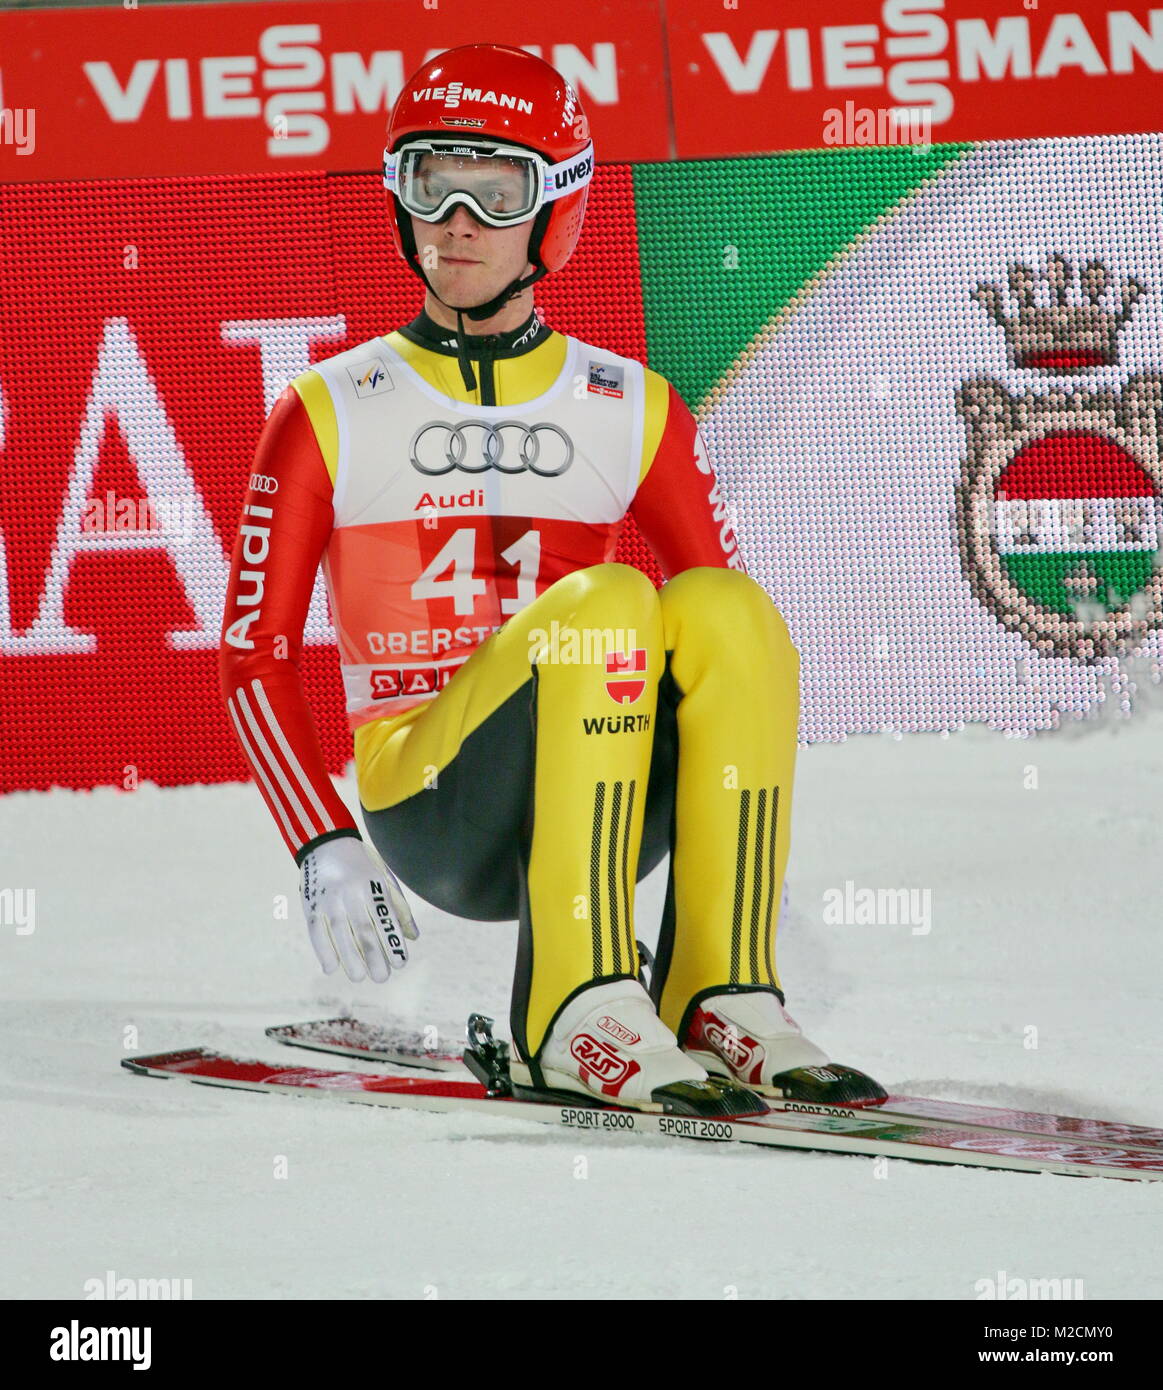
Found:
[605,648,646,704]
[347,357,394,398]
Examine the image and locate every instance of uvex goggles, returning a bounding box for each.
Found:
[383,139,595,228]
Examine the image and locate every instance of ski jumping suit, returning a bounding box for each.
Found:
[219,309,800,1076]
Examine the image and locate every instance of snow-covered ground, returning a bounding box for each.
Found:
[3,711,1161,1300]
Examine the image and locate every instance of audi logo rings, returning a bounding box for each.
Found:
[248,473,279,493]
[409,419,574,476]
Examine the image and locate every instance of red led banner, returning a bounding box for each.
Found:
[0,0,672,180]
[0,167,651,792]
[665,1,1163,156]
[1,2,1161,182]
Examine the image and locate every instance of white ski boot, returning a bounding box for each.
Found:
[682,989,886,1104]
[510,978,767,1117]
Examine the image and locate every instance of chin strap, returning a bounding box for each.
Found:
[440,264,548,394]
[448,270,537,393]
[454,309,477,392]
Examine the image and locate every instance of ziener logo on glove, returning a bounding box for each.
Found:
[369,880,406,963]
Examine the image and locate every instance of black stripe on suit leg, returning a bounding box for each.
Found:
[749,786,768,984]
[620,779,637,976]
[590,781,605,978]
[511,663,541,1082]
[608,780,624,977]
[765,785,780,986]
[731,789,751,986]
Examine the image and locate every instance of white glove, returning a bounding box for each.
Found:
[299,837,419,983]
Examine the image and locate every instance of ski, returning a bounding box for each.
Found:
[122,1045,1163,1182]
[266,1017,466,1071]
[267,1015,1163,1157]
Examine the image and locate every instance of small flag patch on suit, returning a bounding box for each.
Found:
[588,361,624,398]
[605,648,646,704]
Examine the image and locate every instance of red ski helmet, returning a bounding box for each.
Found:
[383,44,593,317]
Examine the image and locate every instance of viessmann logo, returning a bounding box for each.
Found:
[79,28,605,157]
[411,81,533,114]
[701,8,1163,125]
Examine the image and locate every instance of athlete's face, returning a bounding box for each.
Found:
[409,154,536,309]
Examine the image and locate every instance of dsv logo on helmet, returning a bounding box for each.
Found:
[410,419,574,476]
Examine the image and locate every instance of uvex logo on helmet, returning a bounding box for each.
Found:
[554,151,592,191]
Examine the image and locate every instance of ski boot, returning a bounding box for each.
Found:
[682,990,887,1105]
[491,979,768,1118]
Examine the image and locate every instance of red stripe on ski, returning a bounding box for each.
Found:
[127,1050,483,1099]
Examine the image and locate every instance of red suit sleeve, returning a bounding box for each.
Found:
[219,385,360,861]
[629,382,747,578]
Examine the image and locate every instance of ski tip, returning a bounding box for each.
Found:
[265,1018,354,1041]
[121,1056,158,1077]
[121,1048,217,1076]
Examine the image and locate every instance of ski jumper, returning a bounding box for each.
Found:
[219,309,800,1071]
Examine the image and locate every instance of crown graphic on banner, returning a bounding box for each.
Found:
[972,254,1145,372]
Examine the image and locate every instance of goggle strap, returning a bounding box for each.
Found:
[541,143,596,202]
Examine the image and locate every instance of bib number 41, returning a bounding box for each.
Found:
[412,526,542,616]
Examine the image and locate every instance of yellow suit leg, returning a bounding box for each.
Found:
[519,563,664,1060]
[357,564,663,1064]
[653,567,800,1038]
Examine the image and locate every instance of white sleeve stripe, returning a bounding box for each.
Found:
[250,676,336,832]
[227,694,301,846]
[235,684,319,839]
